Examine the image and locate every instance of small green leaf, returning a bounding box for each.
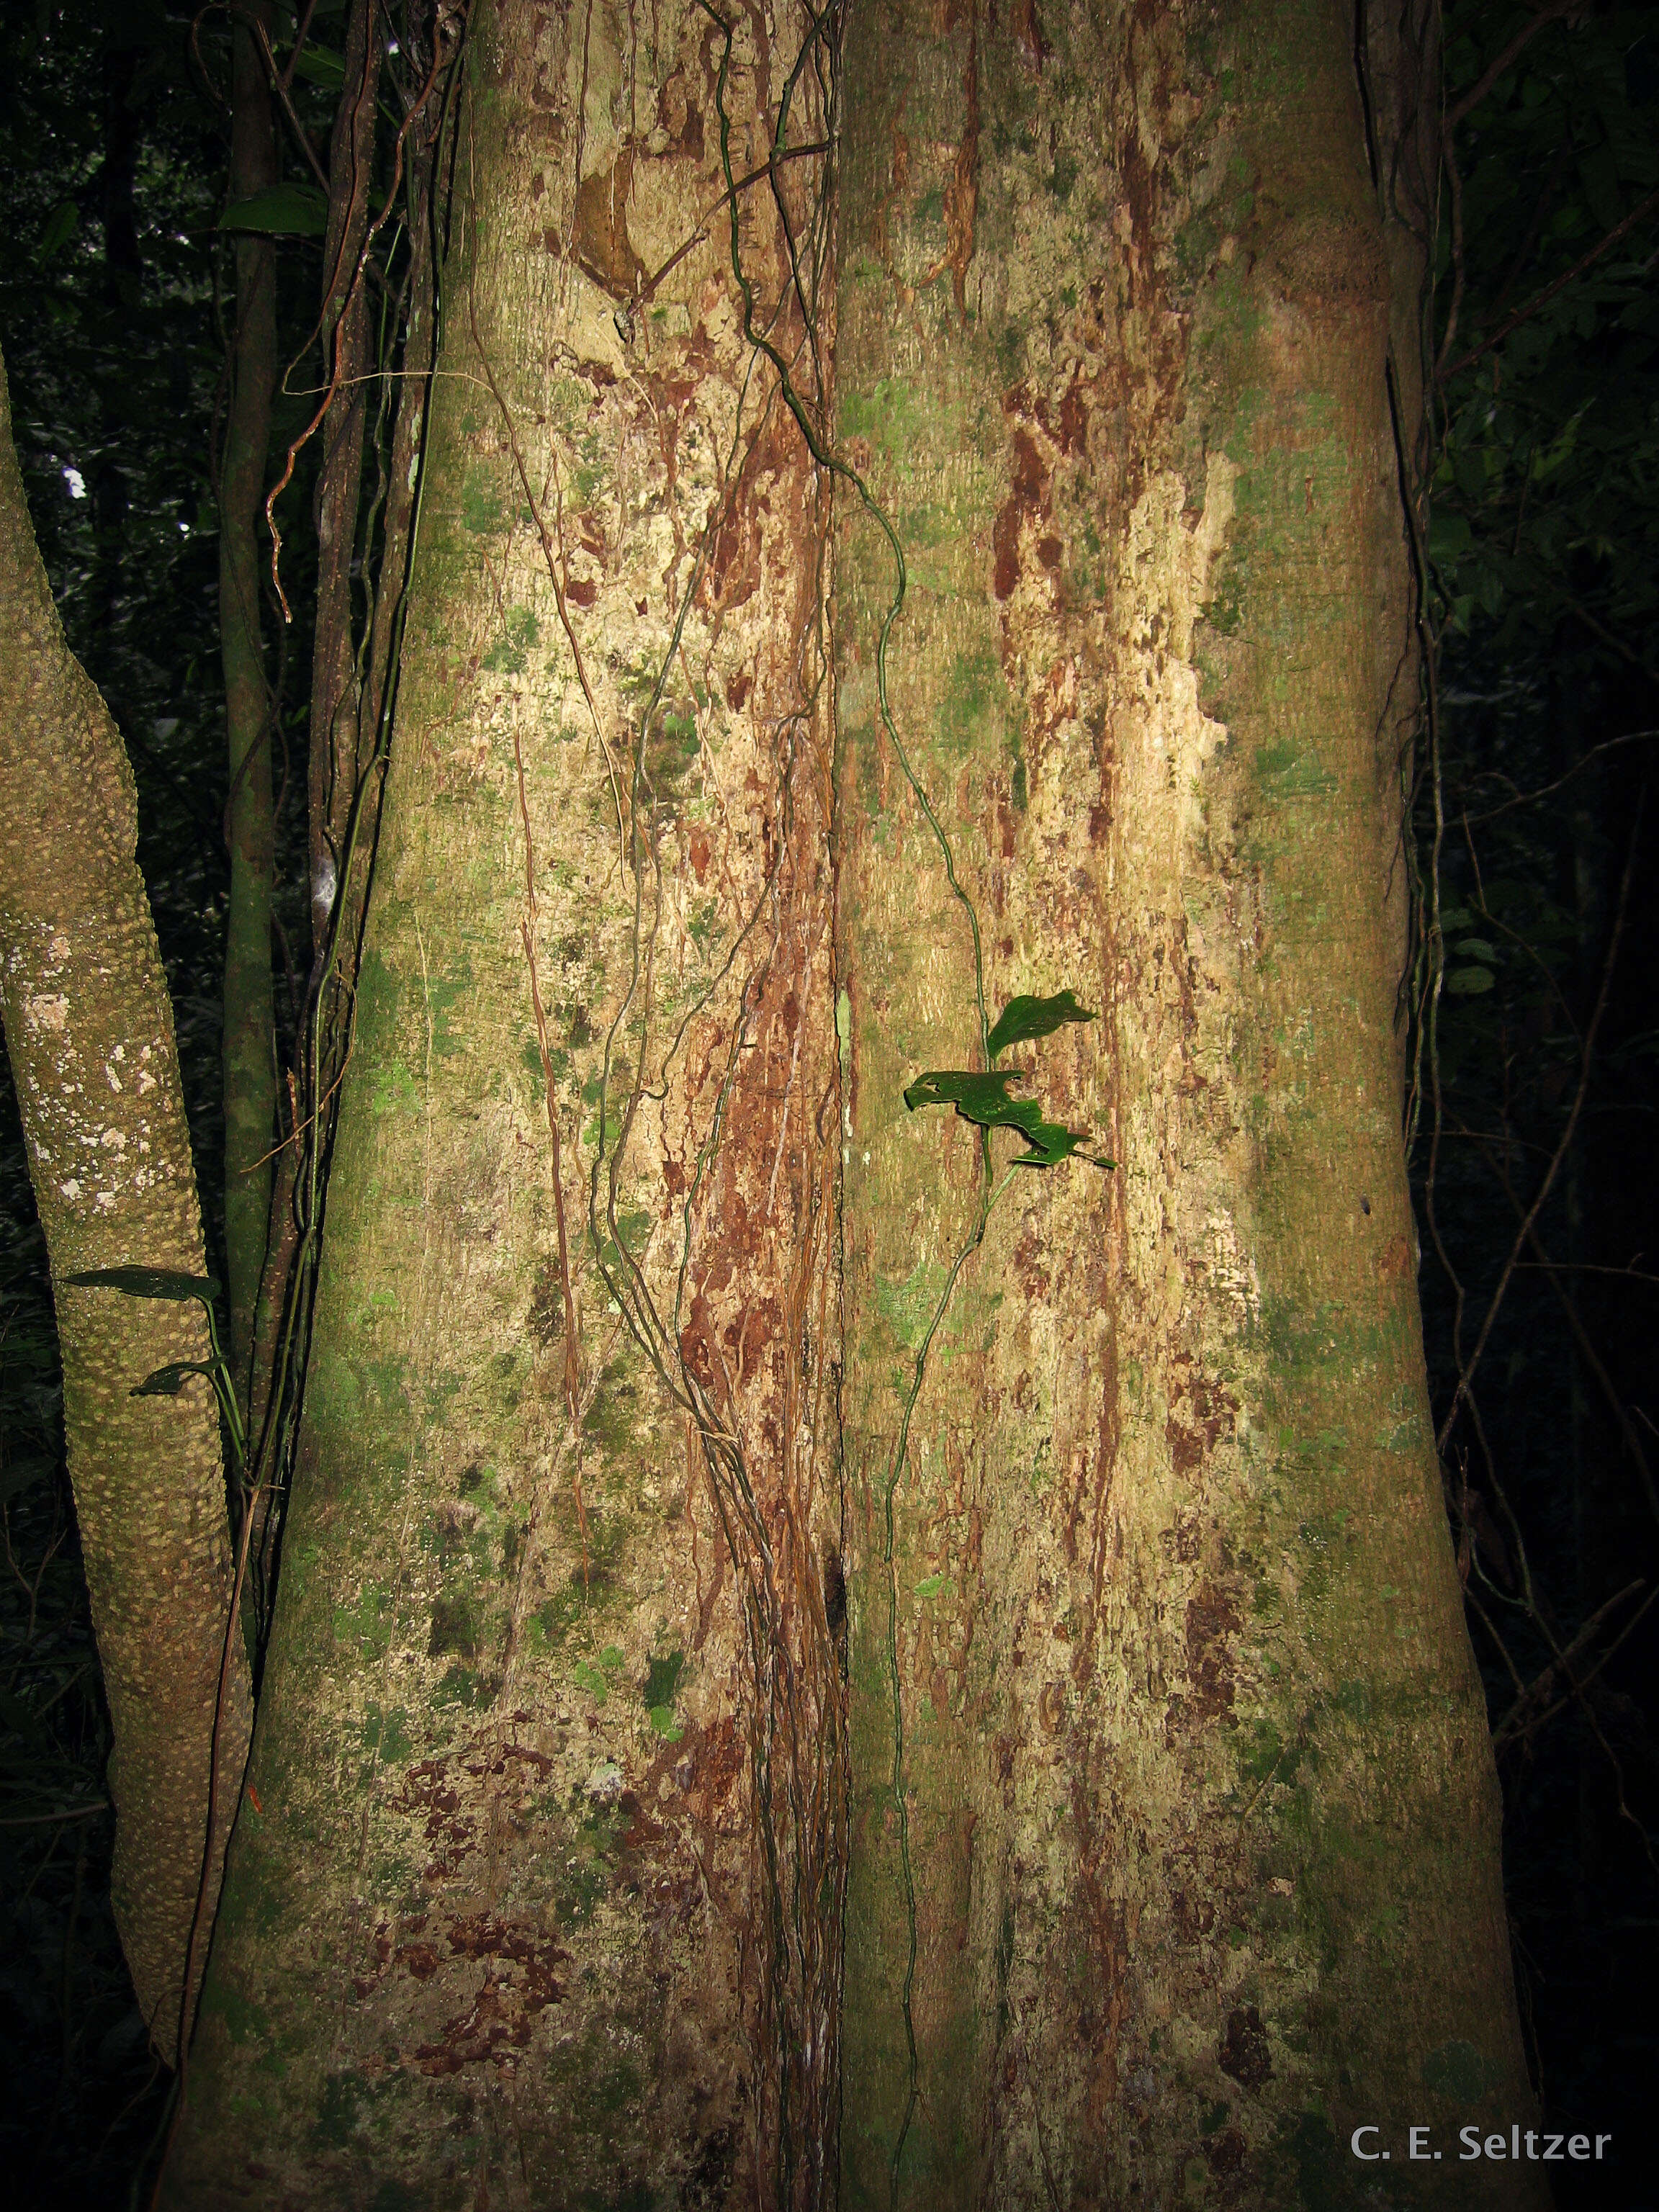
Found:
[220,183,329,238]
[985,989,1096,1061]
[286,43,348,89]
[1454,940,1497,963]
[647,1704,684,1740]
[131,1361,215,1398]
[904,1068,1029,1119]
[1012,1120,1114,1172]
[903,1069,1112,1171]
[914,1573,953,1600]
[1446,966,1496,997]
[66,1266,219,1303]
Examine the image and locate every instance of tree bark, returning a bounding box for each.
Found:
[168,2,843,2201]
[832,0,1537,2204]
[160,0,1539,2200]
[220,0,281,1396]
[0,346,252,2049]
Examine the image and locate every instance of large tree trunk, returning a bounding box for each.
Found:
[164,0,1536,2203]
[832,0,1536,2205]
[168,1,843,2201]
[0,347,251,2049]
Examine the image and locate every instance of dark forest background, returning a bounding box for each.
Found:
[0,1,1654,2205]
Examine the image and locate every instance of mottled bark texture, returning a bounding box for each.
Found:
[832,1,1537,2207]
[167,2,843,2204]
[220,0,280,1390]
[0,349,251,2046]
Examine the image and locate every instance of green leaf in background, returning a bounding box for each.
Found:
[35,200,78,265]
[0,1455,55,1509]
[286,44,348,89]
[1446,967,1496,997]
[984,989,1096,1061]
[66,1266,218,1302]
[220,183,329,238]
[130,1360,215,1398]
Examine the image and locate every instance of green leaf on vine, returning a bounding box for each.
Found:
[66,1267,218,1303]
[985,989,1095,1061]
[130,1361,215,1399]
[902,1068,1112,1171]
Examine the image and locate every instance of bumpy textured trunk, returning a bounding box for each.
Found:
[166,0,1532,2202]
[168,3,843,2203]
[832,1,1537,2206]
[0,349,251,2047]
[220,0,280,1390]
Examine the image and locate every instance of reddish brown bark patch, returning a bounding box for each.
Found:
[943,28,980,318]
[1218,2003,1272,2089]
[1207,2124,1248,2175]
[992,423,1048,601]
[573,145,646,301]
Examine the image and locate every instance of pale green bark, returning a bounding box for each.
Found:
[168,4,842,2203]
[220,0,280,1390]
[0,346,251,2048]
[833,1,1536,2206]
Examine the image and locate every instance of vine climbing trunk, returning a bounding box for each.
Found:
[243,13,457,1629]
[832,0,1537,2206]
[166,1,844,2203]
[0,346,252,2051]
[219,0,280,1396]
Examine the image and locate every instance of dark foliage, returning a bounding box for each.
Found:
[1417,4,1659,2199]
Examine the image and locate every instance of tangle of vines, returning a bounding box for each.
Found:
[245,0,470,1656]
[500,6,855,2197]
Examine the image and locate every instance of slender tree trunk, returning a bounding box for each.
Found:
[832,1,1537,2203]
[0,347,252,2049]
[168,2,843,2200]
[307,0,384,947]
[220,1,280,1396]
